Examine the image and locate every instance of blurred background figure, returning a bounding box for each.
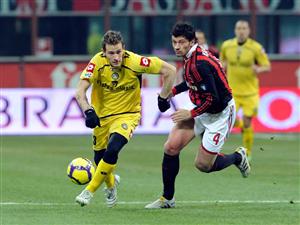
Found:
[87,22,102,56]
[220,20,271,161]
[195,30,219,58]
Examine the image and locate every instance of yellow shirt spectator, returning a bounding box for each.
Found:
[220,20,271,161]
[220,37,270,96]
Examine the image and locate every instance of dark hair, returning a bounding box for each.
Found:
[171,22,196,41]
[102,30,124,51]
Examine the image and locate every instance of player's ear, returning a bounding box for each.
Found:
[190,39,195,47]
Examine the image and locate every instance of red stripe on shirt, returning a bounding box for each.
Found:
[191,94,213,117]
[196,55,231,93]
[191,52,202,82]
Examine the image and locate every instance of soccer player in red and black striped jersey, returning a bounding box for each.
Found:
[145,22,251,209]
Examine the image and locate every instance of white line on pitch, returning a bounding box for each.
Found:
[1,200,299,206]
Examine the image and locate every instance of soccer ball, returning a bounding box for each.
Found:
[67,157,95,185]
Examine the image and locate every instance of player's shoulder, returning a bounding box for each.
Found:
[90,52,109,68]
[123,50,152,70]
[221,38,236,51]
[223,38,236,46]
[123,50,141,64]
[247,38,264,50]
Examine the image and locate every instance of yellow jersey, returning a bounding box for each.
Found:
[80,50,163,118]
[220,38,270,96]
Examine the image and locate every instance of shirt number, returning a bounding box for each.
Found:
[213,133,221,145]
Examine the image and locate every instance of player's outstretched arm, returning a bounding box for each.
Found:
[75,79,92,112]
[158,61,177,99]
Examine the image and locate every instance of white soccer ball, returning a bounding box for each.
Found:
[67,157,95,185]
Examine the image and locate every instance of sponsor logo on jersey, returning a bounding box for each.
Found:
[112,73,119,80]
[86,62,96,72]
[100,82,135,91]
[83,72,93,78]
[121,123,128,130]
[187,82,198,91]
[140,57,151,67]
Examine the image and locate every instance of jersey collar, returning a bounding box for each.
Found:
[185,44,198,60]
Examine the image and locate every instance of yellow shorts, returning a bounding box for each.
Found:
[92,113,141,151]
[233,94,259,117]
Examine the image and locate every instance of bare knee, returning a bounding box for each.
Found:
[194,161,212,173]
[164,141,181,156]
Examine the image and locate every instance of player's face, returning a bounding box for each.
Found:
[172,36,194,57]
[235,21,250,43]
[104,43,124,68]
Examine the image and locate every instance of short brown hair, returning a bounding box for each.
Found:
[102,30,124,51]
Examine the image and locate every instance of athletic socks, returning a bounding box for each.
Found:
[209,152,242,172]
[162,153,179,200]
[243,126,254,156]
[86,159,116,193]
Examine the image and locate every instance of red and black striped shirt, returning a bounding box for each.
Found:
[172,46,232,117]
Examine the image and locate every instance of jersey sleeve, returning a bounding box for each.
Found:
[255,44,270,67]
[190,62,217,117]
[80,54,100,83]
[219,41,228,62]
[134,54,163,74]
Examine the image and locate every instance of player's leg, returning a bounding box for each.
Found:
[145,119,195,209]
[93,148,115,189]
[242,94,259,161]
[194,100,249,175]
[162,119,195,200]
[195,145,241,172]
[76,123,110,206]
[233,96,243,129]
[101,114,140,207]
[86,132,127,193]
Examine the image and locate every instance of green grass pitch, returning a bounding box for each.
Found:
[1,134,299,225]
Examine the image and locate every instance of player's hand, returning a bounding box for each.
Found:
[84,108,100,128]
[171,109,192,123]
[252,65,263,74]
[157,95,170,112]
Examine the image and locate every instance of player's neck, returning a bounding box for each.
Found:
[185,44,198,59]
[237,38,247,45]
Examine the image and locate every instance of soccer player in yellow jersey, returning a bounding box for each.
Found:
[220,20,271,161]
[75,30,176,207]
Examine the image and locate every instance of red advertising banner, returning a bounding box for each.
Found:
[252,87,300,133]
[0,60,299,88]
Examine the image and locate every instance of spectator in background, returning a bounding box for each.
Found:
[220,20,271,161]
[87,23,102,56]
[195,30,219,58]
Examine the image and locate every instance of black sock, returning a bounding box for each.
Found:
[209,152,241,172]
[94,149,105,165]
[162,153,179,200]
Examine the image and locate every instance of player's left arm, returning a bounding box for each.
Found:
[171,62,217,122]
[157,60,177,99]
[219,42,228,70]
[253,45,271,74]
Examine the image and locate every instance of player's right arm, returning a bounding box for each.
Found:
[75,55,101,128]
[76,73,100,128]
[219,41,228,70]
[75,79,92,112]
